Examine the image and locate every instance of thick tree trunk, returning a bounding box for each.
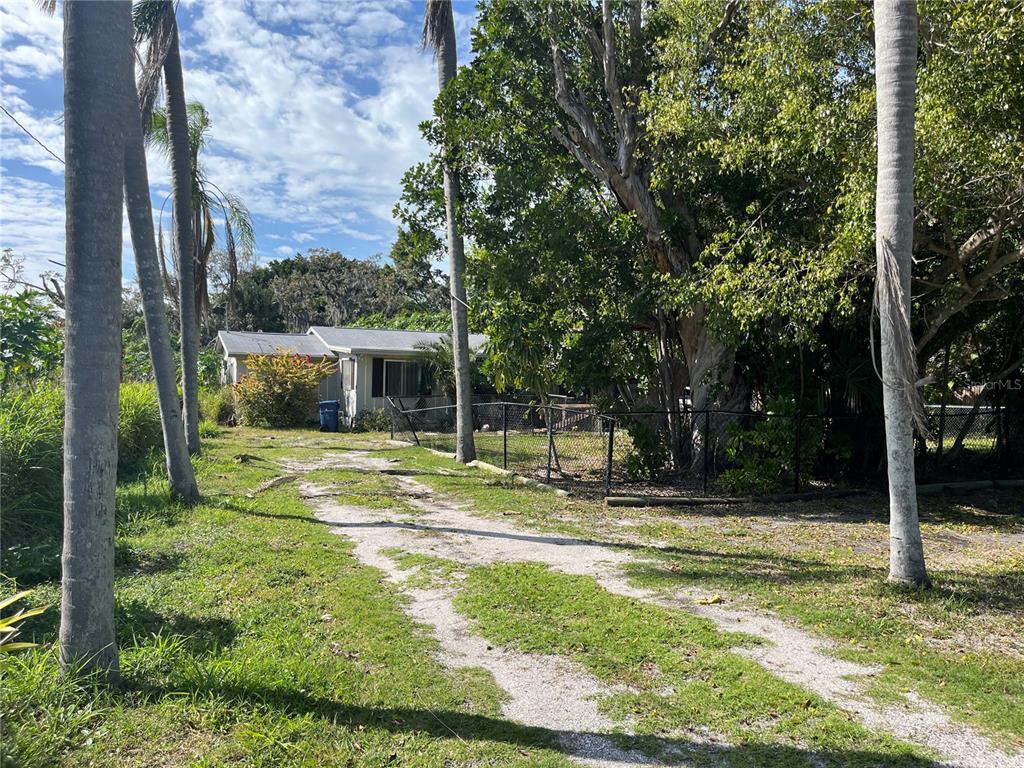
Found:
[163,18,201,456]
[678,313,744,472]
[875,0,928,588]
[60,0,132,680]
[433,5,476,463]
[124,77,199,505]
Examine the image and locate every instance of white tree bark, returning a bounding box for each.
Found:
[60,0,132,679]
[874,0,929,587]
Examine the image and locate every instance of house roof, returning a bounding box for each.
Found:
[309,326,488,355]
[217,331,334,358]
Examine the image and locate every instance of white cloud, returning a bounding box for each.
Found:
[176,0,441,247]
[274,244,295,256]
[0,0,62,80]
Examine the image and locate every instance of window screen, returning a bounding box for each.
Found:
[384,361,425,398]
[342,359,355,390]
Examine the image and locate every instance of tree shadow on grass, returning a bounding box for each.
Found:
[116,599,238,655]
[126,679,939,768]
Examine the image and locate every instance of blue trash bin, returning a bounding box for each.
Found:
[318,400,340,432]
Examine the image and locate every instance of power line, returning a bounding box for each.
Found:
[0,103,65,165]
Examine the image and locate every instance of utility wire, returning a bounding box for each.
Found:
[0,103,65,165]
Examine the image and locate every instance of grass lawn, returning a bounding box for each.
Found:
[3,426,1021,766]
[387,445,1024,749]
[1,429,575,768]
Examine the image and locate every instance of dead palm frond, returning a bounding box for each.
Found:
[422,0,453,57]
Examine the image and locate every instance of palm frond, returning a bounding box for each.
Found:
[132,0,172,43]
[422,0,453,57]
[133,1,175,124]
[34,0,56,17]
[146,108,170,153]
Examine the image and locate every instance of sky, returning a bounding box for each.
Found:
[0,0,477,288]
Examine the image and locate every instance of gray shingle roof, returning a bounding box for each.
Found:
[217,331,334,358]
[309,326,487,355]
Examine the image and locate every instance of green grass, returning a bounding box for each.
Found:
[392,449,1024,749]
[4,426,1021,766]
[0,429,577,768]
[455,562,930,766]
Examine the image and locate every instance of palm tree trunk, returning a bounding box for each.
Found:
[432,3,476,463]
[60,0,132,680]
[874,0,928,587]
[124,76,199,505]
[163,15,201,456]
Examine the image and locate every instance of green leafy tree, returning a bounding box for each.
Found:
[0,291,63,384]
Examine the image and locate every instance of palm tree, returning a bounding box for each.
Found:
[132,0,202,456]
[124,68,199,505]
[423,0,476,463]
[147,101,254,326]
[874,0,929,587]
[59,0,132,680]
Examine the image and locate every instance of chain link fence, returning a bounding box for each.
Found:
[387,398,1015,496]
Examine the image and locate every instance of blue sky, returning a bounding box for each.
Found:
[0,0,477,287]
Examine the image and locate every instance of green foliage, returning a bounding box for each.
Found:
[622,419,671,481]
[233,354,335,428]
[117,383,164,475]
[248,249,448,333]
[352,408,391,433]
[199,387,235,425]
[0,383,166,549]
[351,310,452,332]
[0,291,63,384]
[719,399,823,496]
[0,591,46,653]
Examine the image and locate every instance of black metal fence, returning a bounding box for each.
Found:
[387,398,1015,496]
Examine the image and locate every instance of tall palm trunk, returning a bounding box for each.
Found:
[424,0,475,463]
[163,14,201,456]
[874,0,928,587]
[60,0,132,679]
[124,76,199,505]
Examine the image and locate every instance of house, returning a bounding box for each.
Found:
[216,327,487,425]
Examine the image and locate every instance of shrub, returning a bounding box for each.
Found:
[117,383,163,475]
[233,354,335,428]
[0,385,64,538]
[718,398,823,495]
[1,382,166,548]
[622,418,671,480]
[352,408,390,433]
[199,387,235,425]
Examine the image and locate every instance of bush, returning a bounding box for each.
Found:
[233,354,335,428]
[117,383,163,474]
[622,418,671,481]
[0,385,64,538]
[352,408,390,433]
[1,383,166,548]
[199,387,235,425]
[719,398,823,495]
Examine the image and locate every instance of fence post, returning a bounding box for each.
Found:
[605,417,615,497]
[546,403,553,484]
[702,409,710,494]
[793,405,802,494]
[502,402,508,470]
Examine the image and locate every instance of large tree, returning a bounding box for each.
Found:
[423,0,476,463]
[874,0,928,587]
[123,66,199,505]
[60,0,133,679]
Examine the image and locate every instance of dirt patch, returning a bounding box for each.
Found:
[298,452,1023,768]
[311,489,679,767]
